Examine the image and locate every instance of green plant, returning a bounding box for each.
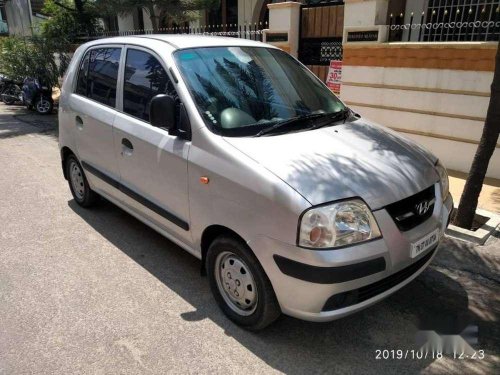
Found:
[41,0,102,42]
[0,36,70,88]
[98,0,219,32]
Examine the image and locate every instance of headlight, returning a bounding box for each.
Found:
[298,199,381,249]
[435,160,449,200]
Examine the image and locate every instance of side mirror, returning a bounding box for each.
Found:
[150,94,176,130]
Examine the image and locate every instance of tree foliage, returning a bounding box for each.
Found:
[98,0,220,32]
[41,0,102,41]
[0,36,70,88]
[0,2,102,89]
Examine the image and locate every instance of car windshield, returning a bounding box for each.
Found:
[174,46,346,137]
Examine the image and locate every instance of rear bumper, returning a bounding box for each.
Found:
[248,186,453,322]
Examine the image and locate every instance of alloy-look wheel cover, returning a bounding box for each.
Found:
[215,251,258,316]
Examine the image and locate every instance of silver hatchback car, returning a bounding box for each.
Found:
[59,35,453,330]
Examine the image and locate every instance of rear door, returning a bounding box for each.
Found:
[112,46,191,243]
[70,46,123,197]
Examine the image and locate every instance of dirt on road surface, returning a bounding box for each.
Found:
[0,105,499,374]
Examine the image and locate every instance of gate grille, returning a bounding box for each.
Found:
[298,1,345,82]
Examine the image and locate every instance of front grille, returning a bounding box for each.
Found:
[386,185,435,231]
[322,247,435,311]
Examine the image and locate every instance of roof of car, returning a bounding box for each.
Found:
[86,34,272,50]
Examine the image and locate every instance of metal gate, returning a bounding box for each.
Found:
[298,1,344,83]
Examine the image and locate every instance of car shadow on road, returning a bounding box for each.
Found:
[68,198,497,374]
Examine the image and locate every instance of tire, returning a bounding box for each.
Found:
[66,155,99,207]
[207,236,281,330]
[35,96,53,114]
[2,85,20,105]
[2,96,16,105]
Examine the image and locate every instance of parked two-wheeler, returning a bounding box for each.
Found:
[0,75,23,105]
[22,77,54,115]
[0,74,11,101]
[0,76,54,114]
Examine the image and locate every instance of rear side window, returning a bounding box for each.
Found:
[75,47,121,107]
[75,47,121,106]
[123,49,176,122]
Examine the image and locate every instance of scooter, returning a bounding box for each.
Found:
[22,77,54,114]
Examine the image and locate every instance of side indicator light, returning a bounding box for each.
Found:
[200,176,209,184]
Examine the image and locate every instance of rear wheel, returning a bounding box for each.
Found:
[2,86,18,105]
[66,155,99,207]
[207,236,281,330]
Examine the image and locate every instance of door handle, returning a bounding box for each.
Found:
[121,138,134,156]
[75,115,83,130]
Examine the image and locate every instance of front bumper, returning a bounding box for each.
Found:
[248,186,453,322]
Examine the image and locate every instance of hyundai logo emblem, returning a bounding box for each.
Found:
[415,200,432,216]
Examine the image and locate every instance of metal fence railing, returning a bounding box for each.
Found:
[81,22,269,43]
[388,2,500,42]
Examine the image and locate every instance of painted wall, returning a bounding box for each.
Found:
[401,0,428,42]
[340,43,499,178]
[344,0,388,27]
[143,11,153,30]
[4,0,32,36]
[266,2,301,57]
[117,13,135,31]
[238,0,259,24]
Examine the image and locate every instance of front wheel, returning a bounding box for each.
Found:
[207,236,281,330]
[35,96,53,114]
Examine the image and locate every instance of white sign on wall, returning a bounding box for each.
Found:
[326,60,342,95]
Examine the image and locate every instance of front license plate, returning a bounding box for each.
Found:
[411,229,439,258]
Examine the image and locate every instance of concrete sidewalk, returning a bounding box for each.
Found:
[448,170,500,214]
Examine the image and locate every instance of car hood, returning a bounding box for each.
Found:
[223,119,439,209]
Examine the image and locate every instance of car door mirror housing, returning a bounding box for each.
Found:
[150,94,176,131]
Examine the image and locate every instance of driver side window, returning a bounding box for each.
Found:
[123,48,178,123]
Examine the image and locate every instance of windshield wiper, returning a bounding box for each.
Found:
[254,113,329,137]
[309,108,351,131]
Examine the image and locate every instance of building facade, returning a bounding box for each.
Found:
[0,0,48,36]
[112,0,277,33]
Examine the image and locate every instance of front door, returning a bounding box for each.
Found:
[112,47,191,243]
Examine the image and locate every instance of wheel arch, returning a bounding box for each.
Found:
[60,146,75,180]
[200,224,250,276]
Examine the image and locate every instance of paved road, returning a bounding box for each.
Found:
[0,105,499,374]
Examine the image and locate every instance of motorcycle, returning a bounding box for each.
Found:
[0,74,11,101]
[22,77,54,115]
[0,75,23,105]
